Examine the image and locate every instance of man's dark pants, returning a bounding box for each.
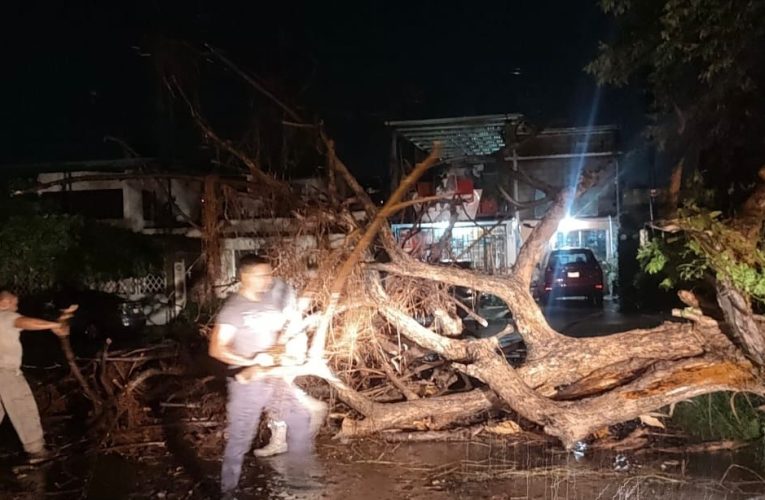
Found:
[221,376,313,494]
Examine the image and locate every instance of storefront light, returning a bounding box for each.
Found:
[558,216,577,232]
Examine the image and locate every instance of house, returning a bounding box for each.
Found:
[29,159,202,234]
[387,115,621,291]
[5,158,200,321]
[24,160,353,300]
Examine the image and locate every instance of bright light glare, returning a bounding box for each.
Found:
[558,216,577,232]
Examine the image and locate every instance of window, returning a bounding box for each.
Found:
[549,250,594,267]
[552,229,607,262]
[41,189,123,220]
[395,224,509,273]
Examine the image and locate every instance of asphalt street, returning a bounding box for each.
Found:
[468,297,671,339]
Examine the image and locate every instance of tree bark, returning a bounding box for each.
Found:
[336,389,495,439]
[716,279,765,365]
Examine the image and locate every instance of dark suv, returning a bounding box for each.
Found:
[535,248,604,307]
[22,289,146,341]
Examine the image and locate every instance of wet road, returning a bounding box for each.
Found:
[542,298,671,337]
[4,437,763,499]
[468,297,671,340]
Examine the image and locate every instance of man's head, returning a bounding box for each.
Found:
[0,290,19,312]
[238,255,273,296]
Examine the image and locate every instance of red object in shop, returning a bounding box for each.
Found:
[478,196,498,216]
[455,177,473,196]
[416,182,435,197]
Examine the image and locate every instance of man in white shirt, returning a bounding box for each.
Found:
[0,289,70,463]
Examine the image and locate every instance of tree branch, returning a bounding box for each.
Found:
[379,358,420,400]
[498,184,553,209]
[388,194,457,213]
[731,166,765,241]
[513,170,598,288]
[368,260,560,353]
[169,77,287,192]
[309,142,442,360]
[513,187,574,287]
[205,44,304,123]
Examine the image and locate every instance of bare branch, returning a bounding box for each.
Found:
[388,194,456,212]
[309,142,442,360]
[450,295,488,327]
[205,44,304,123]
[665,158,684,218]
[368,260,560,350]
[14,173,204,196]
[731,166,765,240]
[512,187,574,287]
[513,170,599,287]
[169,77,287,192]
[517,168,559,196]
[649,219,684,233]
[453,218,508,262]
[498,184,552,209]
[379,359,420,400]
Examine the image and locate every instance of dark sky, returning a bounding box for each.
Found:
[1,1,643,180]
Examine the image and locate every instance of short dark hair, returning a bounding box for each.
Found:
[238,254,270,273]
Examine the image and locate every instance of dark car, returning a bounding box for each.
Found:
[22,289,146,342]
[535,248,604,307]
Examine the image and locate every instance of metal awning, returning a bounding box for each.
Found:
[387,114,523,159]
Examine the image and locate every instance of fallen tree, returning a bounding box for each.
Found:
[24,45,763,453]
[311,152,764,448]
[175,128,761,448]
[152,49,765,450]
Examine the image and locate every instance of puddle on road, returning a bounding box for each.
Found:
[2,437,765,500]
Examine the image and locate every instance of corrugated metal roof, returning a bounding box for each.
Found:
[387,114,523,159]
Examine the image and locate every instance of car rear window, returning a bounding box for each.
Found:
[548,250,594,266]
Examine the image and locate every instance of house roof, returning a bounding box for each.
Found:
[387,114,523,159]
[0,157,159,175]
[388,115,620,160]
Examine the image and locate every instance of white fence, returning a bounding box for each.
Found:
[9,273,169,298]
[91,273,168,298]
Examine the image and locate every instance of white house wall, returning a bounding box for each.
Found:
[36,171,143,231]
[216,233,350,296]
[35,171,206,232]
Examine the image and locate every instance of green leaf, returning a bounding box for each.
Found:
[659,277,674,289]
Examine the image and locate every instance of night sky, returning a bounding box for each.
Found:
[1,1,643,181]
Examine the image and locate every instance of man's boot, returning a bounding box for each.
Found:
[304,397,328,436]
[253,420,288,457]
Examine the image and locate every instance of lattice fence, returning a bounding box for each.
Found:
[8,273,168,298]
[92,274,168,297]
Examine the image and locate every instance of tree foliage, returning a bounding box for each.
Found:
[590,0,765,311]
[0,214,160,293]
[587,0,765,206]
[638,203,765,304]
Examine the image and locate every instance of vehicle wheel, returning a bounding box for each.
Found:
[592,293,604,308]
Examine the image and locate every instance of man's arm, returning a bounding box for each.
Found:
[208,323,273,367]
[15,316,66,335]
[235,356,338,383]
[279,292,310,342]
